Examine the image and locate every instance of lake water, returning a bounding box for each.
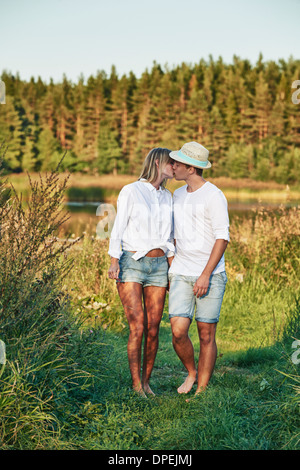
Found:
[58,198,299,239]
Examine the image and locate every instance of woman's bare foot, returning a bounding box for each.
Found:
[143,383,156,396]
[177,372,197,394]
[133,384,147,398]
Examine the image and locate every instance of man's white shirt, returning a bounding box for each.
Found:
[169,181,230,276]
[108,179,175,260]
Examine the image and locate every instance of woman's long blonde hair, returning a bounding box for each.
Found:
[138,147,172,188]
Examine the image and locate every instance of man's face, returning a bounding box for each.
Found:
[172,161,189,181]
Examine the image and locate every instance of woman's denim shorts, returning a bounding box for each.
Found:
[117,251,169,287]
[168,272,227,323]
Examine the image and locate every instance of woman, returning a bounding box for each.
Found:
[108,148,174,397]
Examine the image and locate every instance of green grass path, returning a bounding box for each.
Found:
[68,292,299,451]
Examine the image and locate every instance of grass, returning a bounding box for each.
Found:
[54,205,300,450]
[0,168,299,451]
[54,302,299,450]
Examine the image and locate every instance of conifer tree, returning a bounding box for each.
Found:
[0,96,23,171]
[1,57,300,183]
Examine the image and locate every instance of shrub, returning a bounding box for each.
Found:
[0,156,95,448]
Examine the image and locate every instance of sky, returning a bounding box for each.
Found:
[1,0,299,83]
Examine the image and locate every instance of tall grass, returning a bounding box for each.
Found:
[227,204,299,286]
[0,160,108,449]
[64,237,126,332]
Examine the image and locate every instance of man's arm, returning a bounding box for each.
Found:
[193,239,228,298]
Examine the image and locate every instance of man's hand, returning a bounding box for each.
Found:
[108,258,120,280]
[193,239,228,297]
[193,272,210,298]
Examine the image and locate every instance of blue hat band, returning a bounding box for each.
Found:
[176,149,209,168]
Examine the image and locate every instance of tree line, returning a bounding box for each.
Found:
[1,54,300,184]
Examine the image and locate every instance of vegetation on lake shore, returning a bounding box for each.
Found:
[5,172,300,204]
[0,168,299,450]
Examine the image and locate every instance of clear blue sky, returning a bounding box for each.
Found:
[1,0,299,83]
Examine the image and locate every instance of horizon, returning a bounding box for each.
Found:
[2,53,299,86]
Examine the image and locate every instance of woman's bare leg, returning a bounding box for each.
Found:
[142,286,167,395]
[117,282,145,396]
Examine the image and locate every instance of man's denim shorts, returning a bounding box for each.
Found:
[168,272,227,323]
[117,251,169,287]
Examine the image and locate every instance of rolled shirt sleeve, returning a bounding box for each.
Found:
[208,190,230,242]
[108,187,132,259]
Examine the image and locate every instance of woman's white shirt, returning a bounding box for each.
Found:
[108,179,175,260]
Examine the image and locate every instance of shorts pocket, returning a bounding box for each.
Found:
[209,272,227,296]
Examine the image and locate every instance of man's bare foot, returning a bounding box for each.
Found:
[143,383,156,396]
[177,373,197,394]
[185,386,206,402]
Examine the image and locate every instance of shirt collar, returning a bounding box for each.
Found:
[139,178,162,192]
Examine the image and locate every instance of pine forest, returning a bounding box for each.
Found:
[1,55,300,185]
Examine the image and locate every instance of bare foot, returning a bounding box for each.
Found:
[133,384,147,398]
[143,383,156,396]
[177,373,197,394]
[185,387,205,402]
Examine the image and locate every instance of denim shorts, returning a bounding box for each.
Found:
[117,251,169,287]
[168,272,227,323]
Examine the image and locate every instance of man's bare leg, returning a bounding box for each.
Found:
[170,317,197,393]
[142,285,167,395]
[195,321,217,394]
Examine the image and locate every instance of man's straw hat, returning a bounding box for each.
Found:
[170,142,211,169]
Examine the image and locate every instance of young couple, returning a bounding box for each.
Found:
[108,142,230,398]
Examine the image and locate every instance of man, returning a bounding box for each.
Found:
[168,142,230,397]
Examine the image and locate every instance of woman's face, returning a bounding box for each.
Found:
[160,159,175,179]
